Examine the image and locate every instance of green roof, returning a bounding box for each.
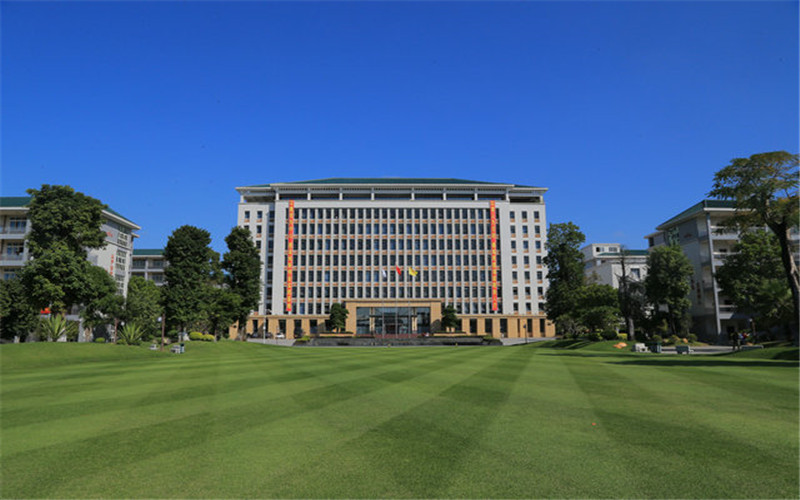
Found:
[133,249,164,256]
[598,250,648,257]
[0,196,32,207]
[244,178,538,188]
[657,199,736,230]
[0,196,138,227]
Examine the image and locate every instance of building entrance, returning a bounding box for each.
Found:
[356,307,431,335]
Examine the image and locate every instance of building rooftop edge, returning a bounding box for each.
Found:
[655,199,735,231]
[0,196,140,229]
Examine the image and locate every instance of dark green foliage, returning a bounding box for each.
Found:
[601,329,618,341]
[93,337,106,343]
[577,283,620,333]
[0,278,38,341]
[124,276,162,340]
[328,303,348,333]
[80,265,123,333]
[543,223,585,330]
[203,287,241,339]
[709,151,799,337]
[441,304,460,332]
[163,225,216,331]
[222,226,261,338]
[25,184,107,259]
[645,245,693,335]
[716,230,794,333]
[19,243,93,314]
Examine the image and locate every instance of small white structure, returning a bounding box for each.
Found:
[582,243,648,289]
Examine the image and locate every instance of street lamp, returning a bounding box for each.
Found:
[158,313,166,352]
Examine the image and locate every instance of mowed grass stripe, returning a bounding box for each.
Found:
[1,343,796,499]
[82,347,511,498]
[2,345,473,458]
[1,346,490,497]
[247,347,536,498]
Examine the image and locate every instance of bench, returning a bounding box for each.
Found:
[170,345,183,354]
[675,345,693,354]
[740,345,764,351]
[632,343,648,353]
[149,344,159,351]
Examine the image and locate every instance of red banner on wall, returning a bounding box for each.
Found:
[286,200,295,313]
[490,200,498,311]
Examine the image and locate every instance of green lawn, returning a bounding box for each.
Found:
[1,342,797,499]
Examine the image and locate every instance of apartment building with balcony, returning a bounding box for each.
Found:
[581,243,648,288]
[131,249,166,285]
[0,196,140,295]
[235,178,555,339]
[646,199,799,342]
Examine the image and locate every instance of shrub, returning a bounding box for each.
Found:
[618,333,628,341]
[688,333,698,343]
[651,334,663,343]
[601,329,618,341]
[482,335,495,341]
[203,334,214,342]
[586,331,602,342]
[94,337,106,343]
[667,334,680,345]
[189,332,204,341]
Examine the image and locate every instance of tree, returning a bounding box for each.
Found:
[203,287,241,339]
[328,303,348,333]
[163,225,216,332]
[709,151,799,338]
[616,248,647,341]
[124,276,162,340]
[19,243,93,314]
[645,245,693,335]
[0,278,38,341]
[441,304,460,332]
[576,284,620,333]
[80,265,123,340]
[25,184,108,258]
[715,230,794,335]
[222,226,262,340]
[543,222,586,333]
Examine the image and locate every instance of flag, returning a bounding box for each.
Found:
[408,267,418,277]
[395,265,402,276]
[381,269,387,279]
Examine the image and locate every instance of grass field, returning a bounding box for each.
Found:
[2,341,798,499]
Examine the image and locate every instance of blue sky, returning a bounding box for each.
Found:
[2,1,798,254]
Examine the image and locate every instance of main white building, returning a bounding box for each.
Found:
[235,178,554,338]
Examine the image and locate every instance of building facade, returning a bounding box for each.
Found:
[131,249,166,285]
[235,178,555,338]
[0,196,140,295]
[581,243,648,288]
[646,199,799,342]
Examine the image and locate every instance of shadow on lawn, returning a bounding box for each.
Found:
[608,358,799,368]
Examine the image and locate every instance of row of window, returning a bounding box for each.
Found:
[287,253,499,267]
[286,301,504,316]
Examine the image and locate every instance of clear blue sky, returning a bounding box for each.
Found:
[2,1,798,254]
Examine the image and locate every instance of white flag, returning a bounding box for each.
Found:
[381,269,387,279]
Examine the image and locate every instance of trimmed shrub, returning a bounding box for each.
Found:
[586,331,602,342]
[189,332,204,341]
[667,334,680,345]
[601,329,618,341]
[652,334,663,343]
[203,334,214,342]
[688,333,698,343]
[94,337,106,343]
[618,333,628,341]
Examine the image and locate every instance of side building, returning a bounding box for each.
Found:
[646,199,799,342]
[0,196,140,295]
[235,178,555,338]
[581,243,648,288]
[131,249,167,285]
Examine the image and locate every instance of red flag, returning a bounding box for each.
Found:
[395,265,402,276]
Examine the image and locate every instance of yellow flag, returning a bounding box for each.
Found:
[408,267,418,277]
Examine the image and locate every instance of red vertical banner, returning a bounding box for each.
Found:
[490,200,498,311]
[286,200,295,313]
